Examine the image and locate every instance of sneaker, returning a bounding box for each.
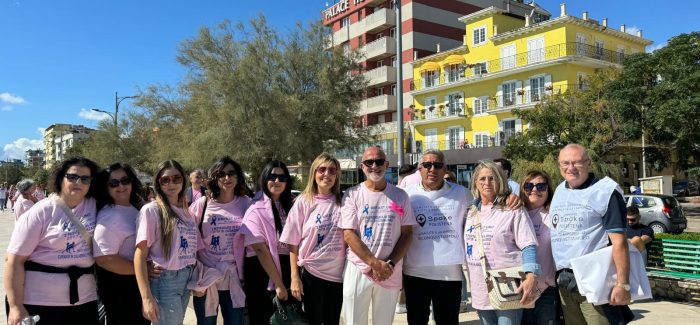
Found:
[395,304,407,314]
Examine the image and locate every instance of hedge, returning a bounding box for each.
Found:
[655,232,700,241]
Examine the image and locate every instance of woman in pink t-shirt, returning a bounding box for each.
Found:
[93,163,149,325]
[280,153,346,325]
[520,170,559,325]
[5,157,101,325]
[464,160,539,325]
[240,160,298,325]
[189,156,252,325]
[12,179,38,220]
[134,160,198,325]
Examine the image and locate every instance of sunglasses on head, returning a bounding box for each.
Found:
[216,170,237,179]
[421,161,444,170]
[65,173,92,185]
[267,173,288,182]
[316,166,338,175]
[523,182,548,192]
[107,177,132,188]
[159,175,184,186]
[362,158,386,167]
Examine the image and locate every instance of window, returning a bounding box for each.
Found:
[425,128,438,150]
[377,114,386,124]
[446,92,463,115]
[390,27,396,38]
[340,17,350,28]
[503,120,517,139]
[422,70,439,88]
[375,139,394,155]
[445,64,462,83]
[391,84,396,95]
[391,56,397,67]
[447,127,464,150]
[377,87,384,96]
[576,33,588,56]
[577,73,588,90]
[473,26,486,46]
[376,60,384,68]
[502,82,517,106]
[474,133,490,148]
[473,97,488,115]
[617,46,625,63]
[473,62,487,75]
[532,12,550,23]
[424,97,437,119]
[595,40,605,59]
[500,44,516,70]
[530,76,545,102]
[527,37,545,64]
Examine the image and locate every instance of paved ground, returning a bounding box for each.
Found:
[1,205,700,324]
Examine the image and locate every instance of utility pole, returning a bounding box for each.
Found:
[395,0,404,169]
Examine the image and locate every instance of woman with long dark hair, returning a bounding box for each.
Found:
[5,156,101,325]
[240,160,296,324]
[134,160,198,325]
[92,163,149,325]
[189,156,251,325]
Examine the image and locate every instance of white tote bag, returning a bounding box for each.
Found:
[570,242,653,305]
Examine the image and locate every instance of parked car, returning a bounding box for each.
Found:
[624,194,688,234]
[672,180,700,197]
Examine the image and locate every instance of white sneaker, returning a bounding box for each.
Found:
[395,304,407,314]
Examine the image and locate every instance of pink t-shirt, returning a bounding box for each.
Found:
[243,199,289,257]
[464,204,538,310]
[528,207,556,292]
[136,201,198,270]
[7,197,98,306]
[398,170,421,189]
[13,195,35,220]
[93,204,139,261]
[190,196,251,271]
[339,182,416,290]
[280,194,346,283]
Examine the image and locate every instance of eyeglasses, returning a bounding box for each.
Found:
[159,175,184,186]
[421,161,444,170]
[316,167,338,175]
[65,174,92,185]
[362,159,386,167]
[215,171,238,179]
[267,173,288,182]
[107,177,132,188]
[523,182,548,192]
[559,159,590,169]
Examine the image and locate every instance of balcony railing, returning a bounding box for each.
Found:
[490,84,574,110]
[363,66,397,87]
[359,94,397,115]
[411,103,466,121]
[413,42,624,91]
[364,8,395,33]
[416,132,518,153]
[360,36,396,60]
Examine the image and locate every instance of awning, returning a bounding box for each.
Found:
[418,62,440,73]
[443,54,465,66]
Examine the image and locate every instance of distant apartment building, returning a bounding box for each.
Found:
[25,149,45,169]
[43,124,93,170]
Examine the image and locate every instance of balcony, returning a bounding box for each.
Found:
[412,42,625,92]
[359,94,397,115]
[366,121,400,135]
[363,66,397,87]
[488,84,573,113]
[416,132,517,153]
[411,103,467,126]
[363,8,395,33]
[330,25,350,46]
[360,36,396,60]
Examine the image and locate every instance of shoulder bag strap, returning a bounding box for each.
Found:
[471,207,489,281]
[199,198,208,234]
[55,197,93,250]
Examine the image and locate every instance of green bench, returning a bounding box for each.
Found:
[646,238,700,280]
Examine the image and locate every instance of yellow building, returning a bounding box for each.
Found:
[408,3,651,184]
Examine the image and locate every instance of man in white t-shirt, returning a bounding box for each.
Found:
[340,146,416,325]
[0,183,8,212]
[403,149,471,325]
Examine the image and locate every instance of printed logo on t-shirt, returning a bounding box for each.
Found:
[312,211,342,253]
[57,214,95,260]
[552,214,559,228]
[204,213,242,257]
[176,218,197,260]
[416,214,426,227]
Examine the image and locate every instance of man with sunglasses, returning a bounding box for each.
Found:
[340,146,416,325]
[549,144,632,325]
[402,150,471,325]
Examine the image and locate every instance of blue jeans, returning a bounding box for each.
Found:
[477,308,522,325]
[150,265,193,325]
[192,290,245,325]
[523,286,559,325]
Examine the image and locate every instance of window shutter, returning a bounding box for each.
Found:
[515,81,523,105]
[497,85,503,107]
[524,79,531,104]
[459,127,465,143]
[473,98,479,115]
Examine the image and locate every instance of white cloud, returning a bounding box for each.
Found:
[1,106,13,111]
[0,92,27,105]
[625,26,641,37]
[647,42,667,53]
[37,127,46,136]
[78,108,110,121]
[3,138,43,160]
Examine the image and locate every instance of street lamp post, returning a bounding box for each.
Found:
[91,92,137,127]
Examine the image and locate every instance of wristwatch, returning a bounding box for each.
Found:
[386,259,395,267]
[614,282,631,291]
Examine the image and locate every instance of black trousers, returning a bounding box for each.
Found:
[403,274,462,325]
[244,254,299,325]
[300,268,343,325]
[96,266,150,325]
[20,300,99,325]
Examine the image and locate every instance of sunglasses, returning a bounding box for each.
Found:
[267,173,288,182]
[65,173,92,185]
[523,182,548,192]
[316,166,338,175]
[108,177,132,188]
[362,159,386,167]
[159,175,184,186]
[421,161,445,170]
[215,171,238,179]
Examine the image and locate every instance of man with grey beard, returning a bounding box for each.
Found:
[340,146,416,325]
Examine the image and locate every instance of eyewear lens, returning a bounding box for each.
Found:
[65,174,92,185]
[107,177,132,188]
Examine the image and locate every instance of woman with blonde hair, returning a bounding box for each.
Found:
[134,160,198,325]
[464,160,540,325]
[280,153,346,324]
[519,170,558,325]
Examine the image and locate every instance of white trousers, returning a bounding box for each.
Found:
[342,262,400,325]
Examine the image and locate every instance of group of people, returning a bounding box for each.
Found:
[3,142,637,325]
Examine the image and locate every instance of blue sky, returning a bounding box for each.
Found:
[1,0,698,160]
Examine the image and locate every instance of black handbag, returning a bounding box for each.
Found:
[269,296,309,325]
